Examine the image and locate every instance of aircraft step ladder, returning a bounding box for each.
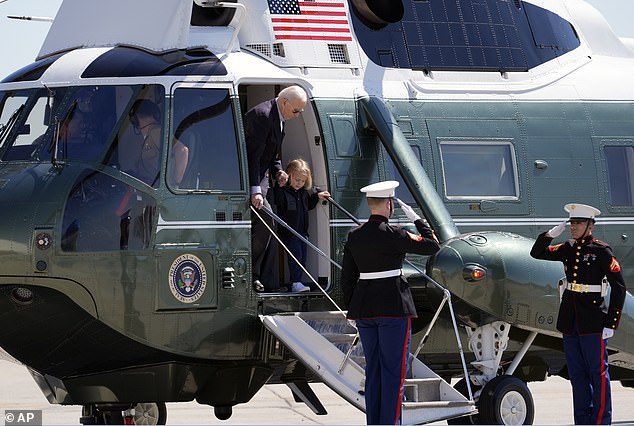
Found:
[260,311,476,424]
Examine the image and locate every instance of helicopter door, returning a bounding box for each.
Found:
[237,83,332,291]
[155,83,248,310]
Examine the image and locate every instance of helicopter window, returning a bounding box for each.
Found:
[110,85,166,187]
[331,116,360,157]
[440,142,518,199]
[61,171,157,252]
[604,145,634,206]
[169,87,242,191]
[0,86,123,163]
[0,90,49,160]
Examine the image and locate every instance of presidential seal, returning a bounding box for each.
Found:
[168,254,207,303]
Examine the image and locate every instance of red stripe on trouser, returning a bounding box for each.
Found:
[596,337,606,424]
[393,318,410,426]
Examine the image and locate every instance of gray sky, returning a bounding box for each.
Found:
[0,0,633,79]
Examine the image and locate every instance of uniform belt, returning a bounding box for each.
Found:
[359,269,402,280]
[566,282,602,293]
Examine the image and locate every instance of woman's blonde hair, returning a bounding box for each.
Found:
[285,158,312,189]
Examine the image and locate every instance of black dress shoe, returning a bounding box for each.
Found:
[253,280,265,292]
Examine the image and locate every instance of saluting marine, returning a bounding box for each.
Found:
[341,181,440,425]
[530,203,627,425]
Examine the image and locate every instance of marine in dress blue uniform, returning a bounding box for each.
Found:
[341,181,440,425]
[530,203,626,425]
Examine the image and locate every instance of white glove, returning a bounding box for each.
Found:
[546,221,567,238]
[396,198,421,222]
[602,328,614,340]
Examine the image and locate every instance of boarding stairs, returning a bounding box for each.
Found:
[260,311,476,424]
[253,197,476,423]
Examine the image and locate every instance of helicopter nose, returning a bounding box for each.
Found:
[427,231,564,322]
[428,233,491,302]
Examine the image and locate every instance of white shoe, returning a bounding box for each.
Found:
[291,282,310,292]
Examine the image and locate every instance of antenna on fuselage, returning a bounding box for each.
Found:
[7,15,53,22]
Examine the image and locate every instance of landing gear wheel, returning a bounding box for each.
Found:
[478,375,534,425]
[80,405,123,425]
[130,402,167,425]
[214,405,233,420]
[446,378,481,425]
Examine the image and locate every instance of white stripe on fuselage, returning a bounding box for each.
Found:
[329,218,634,227]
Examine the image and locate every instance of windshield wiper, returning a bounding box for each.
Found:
[51,101,77,168]
[0,104,25,148]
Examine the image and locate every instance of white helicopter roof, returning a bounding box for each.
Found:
[39,0,194,58]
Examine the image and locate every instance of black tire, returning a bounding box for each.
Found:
[447,378,480,425]
[130,402,167,425]
[478,375,534,425]
[214,405,233,420]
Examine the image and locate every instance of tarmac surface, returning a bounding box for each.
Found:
[1,359,633,425]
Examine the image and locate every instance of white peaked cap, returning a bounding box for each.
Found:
[360,180,399,198]
[564,203,601,220]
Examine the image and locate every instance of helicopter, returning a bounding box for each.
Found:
[0,0,633,424]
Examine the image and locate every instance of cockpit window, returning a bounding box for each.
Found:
[0,86,122,163]
[0,90,47,160]
[0,85,172,189]
[168,87,242,191]
[440,141,518,199]
[107,85,166,187]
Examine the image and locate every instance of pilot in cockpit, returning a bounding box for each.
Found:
[121,99,188,187]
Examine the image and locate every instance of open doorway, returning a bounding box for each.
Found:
[238,83,332,293]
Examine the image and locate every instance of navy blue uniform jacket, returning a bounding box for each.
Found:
[530,232,626,334]
[244,99,283,188]
[342,215,440,319]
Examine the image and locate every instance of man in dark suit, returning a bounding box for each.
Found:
[244,85,308,292]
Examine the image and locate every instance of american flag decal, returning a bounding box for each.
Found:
[267,0,352,41]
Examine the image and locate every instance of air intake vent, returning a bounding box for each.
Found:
[233,212,242,221]
[216,211,226,221]
[273,43,286,58]
[245,43,271,57]
[222,267,235,289]
[328,44,350,64]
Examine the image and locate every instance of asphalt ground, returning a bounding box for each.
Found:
[1,360,633,425]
